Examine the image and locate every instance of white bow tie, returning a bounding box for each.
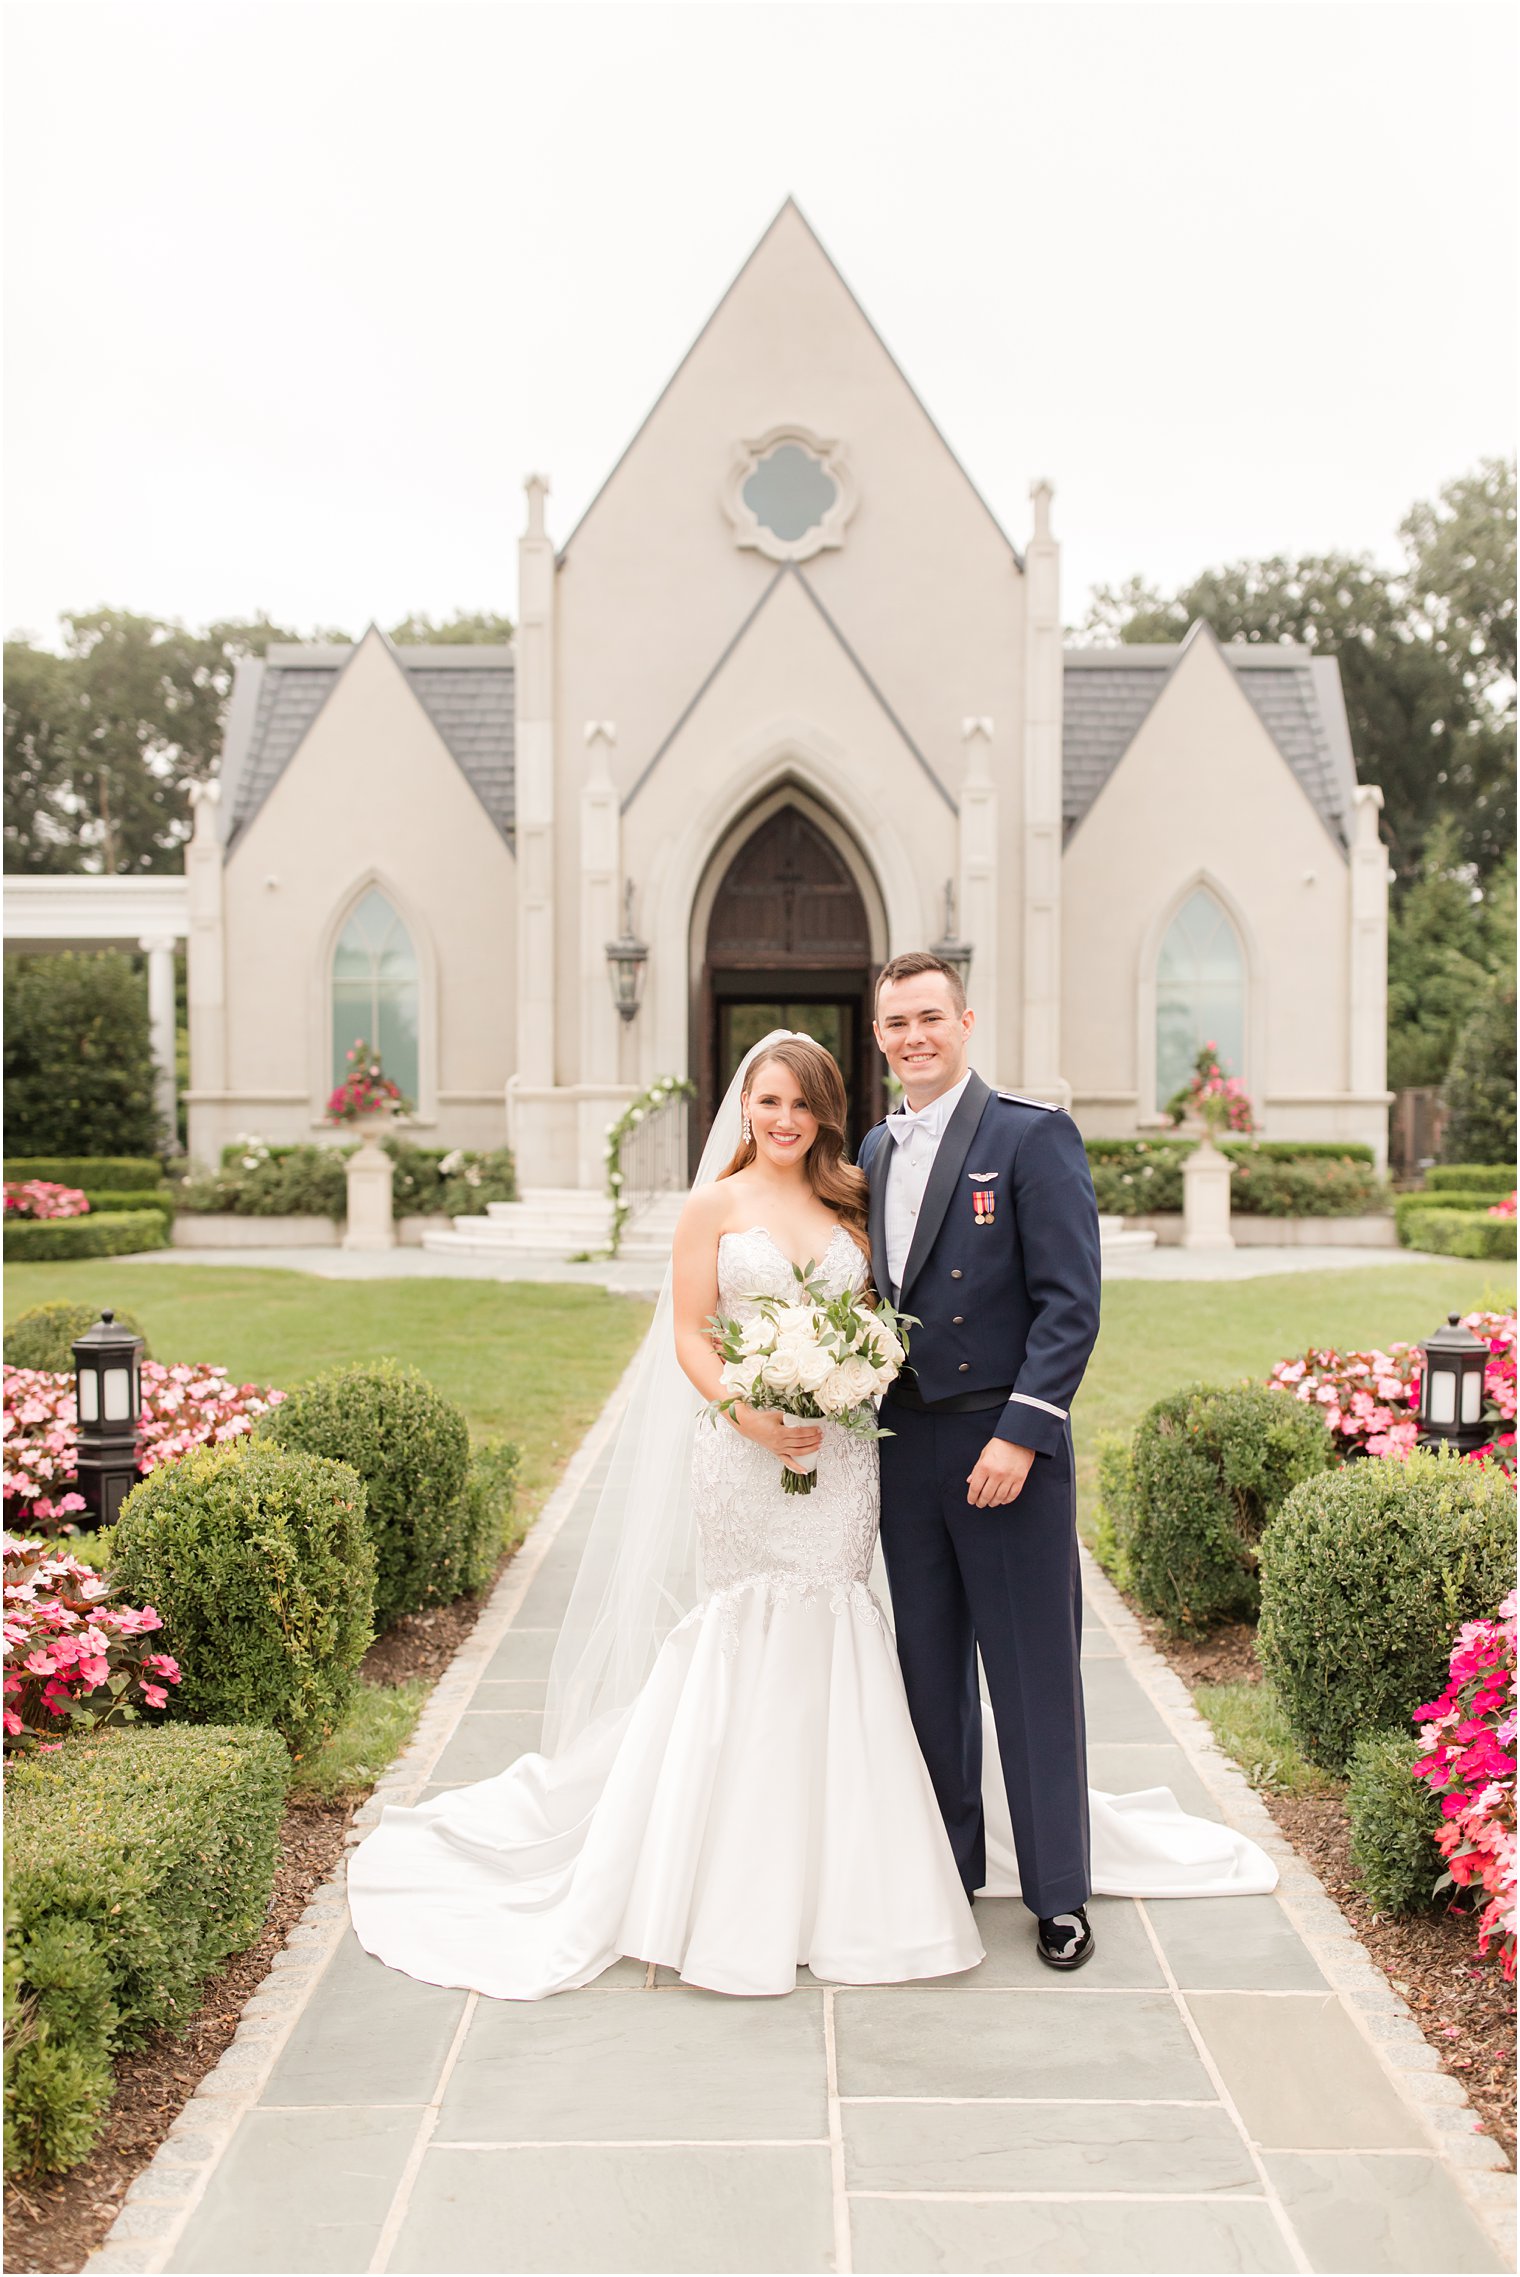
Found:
[888,1098,946,1146]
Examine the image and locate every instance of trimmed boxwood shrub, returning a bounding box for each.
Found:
[4,1158,165,1190]
[4,1302,151,1371]
[1346,1731,1444,1917]
[4,1724,288,2175]
[1124,1383,1334,1634]
[1393,1189,1500,1239]
[458,1437,524,1598]
[1397,1206,1516,1261]
[1258,1451,1517,1773]
[178,1143,349,1219]
[1087,1141,1385,1218]
[1424,1164,1517,1193]
[3,1210,167,1263]
[3,953,162,1159]
[110,1441,375,1750]
[79,1187,176,1225]
[256,1359,472,1629]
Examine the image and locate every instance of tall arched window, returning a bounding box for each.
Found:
[1156,887,1245,1106]
[331,888,419,1099]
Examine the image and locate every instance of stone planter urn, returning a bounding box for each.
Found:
[341,1109,396,1252]
[1181,1123,1235,1252]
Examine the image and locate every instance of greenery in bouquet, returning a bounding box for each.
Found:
[3,1535,181,1752]
[324,1038,412,1124]
[1165,1042,1255,1137]
[705,1257,912,1497]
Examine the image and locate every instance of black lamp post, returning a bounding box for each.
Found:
[72,1309,144,1528]
[931,880,974,991]
[1415,1312,1490,1455]
[605,881,649,1025]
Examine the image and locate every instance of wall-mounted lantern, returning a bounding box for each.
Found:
[605,881,649,1024]
[931,879,974,990]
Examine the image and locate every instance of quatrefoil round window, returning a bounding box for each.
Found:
[724,426,856,562]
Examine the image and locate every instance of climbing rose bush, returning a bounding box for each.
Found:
[3,1181,90,1221]
[2,1364,286,1532]
[1268,1310,1516,1472]
[1413,1592,1517,1981]
[2,1533,181,1752]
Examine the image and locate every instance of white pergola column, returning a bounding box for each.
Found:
[1349,783,1390,1168]
[958,716,999,1077]
[185,779,226,1160]
[138,931,180,1151]
[1021,479,1065,1100]
[515,475,557,1089]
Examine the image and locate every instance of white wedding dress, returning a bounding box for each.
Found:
[348,1223,1275,2001]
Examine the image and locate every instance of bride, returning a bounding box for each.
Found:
[348,1031,1275,2000]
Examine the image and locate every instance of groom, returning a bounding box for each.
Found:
[861,951,1103,1969]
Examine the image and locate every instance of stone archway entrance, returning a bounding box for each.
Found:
[697,804,884,1160]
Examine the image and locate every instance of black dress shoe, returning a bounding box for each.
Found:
[1036,1906,1095,1971]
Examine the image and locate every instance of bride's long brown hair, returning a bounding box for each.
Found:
[719,1037,870,1254]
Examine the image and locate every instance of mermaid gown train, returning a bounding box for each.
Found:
[347,1227,1275,2000]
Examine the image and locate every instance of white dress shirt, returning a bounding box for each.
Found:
[883,1070,973,1296]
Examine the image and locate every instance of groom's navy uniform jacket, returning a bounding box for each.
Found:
[860,1073,1102,1917]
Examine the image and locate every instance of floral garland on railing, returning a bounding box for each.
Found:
[604,1076,695,1257]
[1413,1591,1517,1982]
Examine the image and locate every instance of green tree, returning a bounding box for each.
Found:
[3,952,163,1156]
[1082,460,1517,883]
[1385,820,1495,1091]
[1441,975,1517,1167]
[386,610,513,645]
[2,613,302,874]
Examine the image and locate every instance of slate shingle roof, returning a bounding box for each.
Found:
[1062,634,1357,851]
[221,642,515,848]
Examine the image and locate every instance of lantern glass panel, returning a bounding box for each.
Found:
[78,1369,99,1423]
[1428,1368,1456,1426]
[1462,1370,1484,1425]
[103,1367,131,1422]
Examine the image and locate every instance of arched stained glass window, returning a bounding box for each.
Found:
[1156,888,1245,1107]
[331,888,419,1100]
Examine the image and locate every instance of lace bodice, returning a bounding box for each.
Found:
[715,1222,868,1317]
[693,1222,881,1624]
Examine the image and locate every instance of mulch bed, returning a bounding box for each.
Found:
[1126,1601,1517,2168]
[4,1563,510,2275]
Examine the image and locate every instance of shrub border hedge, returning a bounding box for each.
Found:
[1398,1207,1516,1260]
[4,1724,288,2176]
[4,1158,165,1191]
[3,1211,168,1262]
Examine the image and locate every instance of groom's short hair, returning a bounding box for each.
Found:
[875,951,967,1015]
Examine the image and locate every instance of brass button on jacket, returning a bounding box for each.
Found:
[952,1315,964,1326]
[950,1268,963,1280]
[959,1363,970,1373]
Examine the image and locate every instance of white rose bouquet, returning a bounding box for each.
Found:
[705,1256,913,1497]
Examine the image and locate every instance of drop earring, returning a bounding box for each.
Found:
[741,1115,752,1145]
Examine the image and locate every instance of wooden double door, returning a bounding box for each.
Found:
[698,806,884,1162]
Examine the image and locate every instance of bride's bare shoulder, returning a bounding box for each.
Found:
[676,1181,738,1242]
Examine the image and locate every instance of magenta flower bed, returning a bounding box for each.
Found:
[4,1180,90,1221]
[1414,1592,1517,1982]
[3,1533,181,1752]
[1269,1309,1517,1472]
[2,1362,287,1532]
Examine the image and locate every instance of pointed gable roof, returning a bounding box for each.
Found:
[558,197,1021,567]
[1062,624,1360,852]
[219,635,515,850]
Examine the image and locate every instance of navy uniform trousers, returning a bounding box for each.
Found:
[878,1402,1091,1916]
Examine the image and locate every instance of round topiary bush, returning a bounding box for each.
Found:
[1345,1730,1444,1917]
[1123,1382,1334,1633]
[109,1440,375,1750]
[1258,1450,1517,1774]
[255,1359,472,1629]
[3,1301,151,1372]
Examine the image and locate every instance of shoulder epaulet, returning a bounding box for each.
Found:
[997,1090,1060,1112]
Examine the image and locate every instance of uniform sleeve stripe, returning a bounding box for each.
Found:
[1007,1392,1068,1420]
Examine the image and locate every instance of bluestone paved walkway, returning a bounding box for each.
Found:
[88,1380,1515,2277]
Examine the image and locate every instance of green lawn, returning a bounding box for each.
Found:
[1074,1259,1512,1536]
[3,1263,653,1518]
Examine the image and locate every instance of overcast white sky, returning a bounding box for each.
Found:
[4,0,1515,646]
